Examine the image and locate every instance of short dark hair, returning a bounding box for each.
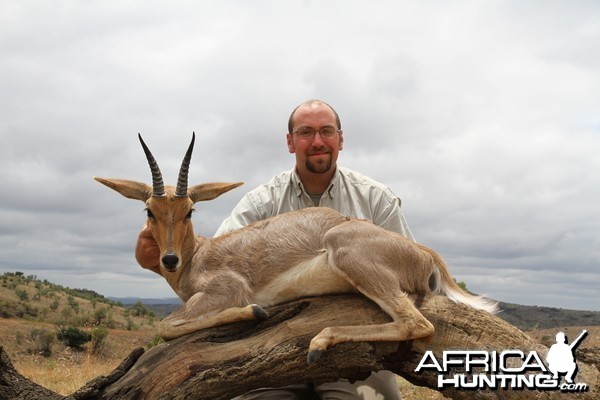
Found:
[288,99,341,133]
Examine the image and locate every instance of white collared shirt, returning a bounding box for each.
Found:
[215,167,414,240]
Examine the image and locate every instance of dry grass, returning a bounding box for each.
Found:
[0,272,161,394]
[15,350,120,395]
[5,320,597,398]
[1,318,156,395]
[527,325,600,349]
[1,316,447,398]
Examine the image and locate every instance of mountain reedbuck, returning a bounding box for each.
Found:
[95,133,497,364]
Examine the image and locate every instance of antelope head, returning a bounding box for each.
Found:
[95,133,243,273]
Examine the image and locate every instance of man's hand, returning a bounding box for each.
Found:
[135,223,161,275]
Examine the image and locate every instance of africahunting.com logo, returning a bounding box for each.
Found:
[415,329,589,392]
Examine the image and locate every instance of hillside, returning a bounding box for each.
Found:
[0,271,159,394]
[1,271,599,397]
[133,298,600,332]
[0,272,158,331]
[497,301,600,330]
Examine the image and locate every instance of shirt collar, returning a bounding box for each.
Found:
[291,168,340,199]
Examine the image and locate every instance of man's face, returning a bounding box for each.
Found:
[286,104,344,176]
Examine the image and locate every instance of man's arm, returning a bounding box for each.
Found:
[214,191,268,236]
[135,223,162,275]
[365,182,415,240]
[375,195,415,241]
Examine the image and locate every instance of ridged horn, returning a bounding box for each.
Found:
[175,132,195,197]
[138,133,166,197]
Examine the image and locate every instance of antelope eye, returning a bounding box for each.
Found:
[146,209,155,219]
[186,209,194,219]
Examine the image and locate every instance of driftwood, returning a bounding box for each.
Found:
[1,294,598,400]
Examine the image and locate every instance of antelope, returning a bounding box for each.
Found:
[95,133,497,364]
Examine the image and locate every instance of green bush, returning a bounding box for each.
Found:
[0,300,14,318]
[50,299,60,311]
[146,335,164,350]
[67,295,80,313]
[93,307,109,324]
[126,318,139,331]
[0,300,39,319]
[130,301,156,318]
[56,326,91,349]
[15,289,29,301]
[90,325,109,354]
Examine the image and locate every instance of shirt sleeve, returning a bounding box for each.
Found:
[214,191,266,236]
[371,191,415,241]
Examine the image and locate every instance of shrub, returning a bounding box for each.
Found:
[56,326,91,349]
[15,289,29,301]
[1,301,39,319]
[50,299,60,311]
[67,295,80,313]
[146,335,164,350]
[20,302,39,319]
[126,318,139,331]
[130,301,156,318]
[28,328,54,357]
[90,325,109,355]
[0,300,14,318]
[60,307,74,324]
[93,307,109,324]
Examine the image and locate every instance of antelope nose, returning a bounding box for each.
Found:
[162,253,179,271]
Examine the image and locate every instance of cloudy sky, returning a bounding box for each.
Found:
[1,1,598,311]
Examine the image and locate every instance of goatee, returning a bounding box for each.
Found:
[306,156,332,174]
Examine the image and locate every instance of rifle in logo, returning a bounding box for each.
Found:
[546,329,587,384]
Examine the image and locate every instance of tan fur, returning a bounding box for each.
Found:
[95,159,497,364]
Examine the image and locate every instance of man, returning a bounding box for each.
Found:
[546,332,578,384]
[136,99,413,399]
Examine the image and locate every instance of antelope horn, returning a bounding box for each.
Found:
[138,133,166,197]
[175,132,195,197]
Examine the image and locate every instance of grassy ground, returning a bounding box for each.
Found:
[2,319,599,398]
[1,316,448,398]
[0,318,157,395]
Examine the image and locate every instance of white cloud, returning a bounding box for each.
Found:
[1,1,598,310]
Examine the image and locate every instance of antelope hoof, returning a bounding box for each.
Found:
[307,349,323,365]
[251,304,269,320]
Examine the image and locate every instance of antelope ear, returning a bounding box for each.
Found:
[188,182,243,203]
[94,177,152,202]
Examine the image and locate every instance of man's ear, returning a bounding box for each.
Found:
[286,133,296,154]
[94,177,152,202]
[188,182,244,203]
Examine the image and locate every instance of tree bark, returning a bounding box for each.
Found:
[1,294,598,400]
[0,344,64,400]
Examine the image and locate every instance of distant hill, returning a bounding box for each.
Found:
[3,272,599,331]
[109,297,182,305]
[109,297,182,319]
[0,271,158,331]
[113,294,600,331]
[496,301,600,330]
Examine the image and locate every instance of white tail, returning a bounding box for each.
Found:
[95,133,498,364]
[424,246,498,313]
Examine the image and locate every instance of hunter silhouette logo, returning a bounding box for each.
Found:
[546,330,587,384]
[415,329,589,392]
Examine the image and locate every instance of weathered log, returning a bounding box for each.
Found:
[1,294,598,399]
[0,345,64,400]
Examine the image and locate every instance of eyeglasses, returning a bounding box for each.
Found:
[291,126,340,140]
